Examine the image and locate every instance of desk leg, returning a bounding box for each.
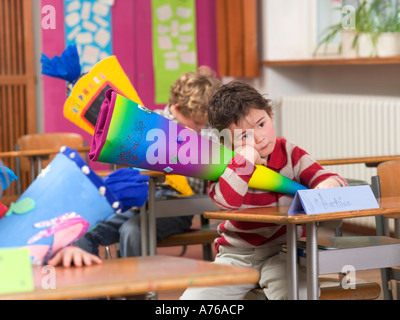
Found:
[29,157,36,182]
[395,219,400,238]
[306,222,319,300]
[140,204,148,256]
[37,157,43,175]
[148,178,157,256]
[287,223,298,300]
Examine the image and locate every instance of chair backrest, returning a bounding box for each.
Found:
[15,133,86,194]
[16,133,85,173]
[372,160,400,237]
[377,160,400,198]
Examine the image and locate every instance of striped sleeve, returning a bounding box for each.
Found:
[208,153,257,209]
[288,142,348,188]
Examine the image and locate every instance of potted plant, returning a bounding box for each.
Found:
[313,6,344,57]
[353,0,381,57]
[375,2,400,57]
[313,0,399,58]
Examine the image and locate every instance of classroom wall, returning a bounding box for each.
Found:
[40,0,218,156]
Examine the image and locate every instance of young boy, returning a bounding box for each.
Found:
[180,80,347,300]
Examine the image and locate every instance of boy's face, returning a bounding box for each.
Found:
[227,108,276,159]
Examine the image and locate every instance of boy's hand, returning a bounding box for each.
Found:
[235,145,267,166]
[48,246,102,268]
[315,178,342,189]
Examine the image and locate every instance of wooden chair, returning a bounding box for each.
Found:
[107,180,219,261]
[157,215,218,261]
[246,275,381,300]
[108,215,218,261]
[371,160,400,300]
[15,133,86,194]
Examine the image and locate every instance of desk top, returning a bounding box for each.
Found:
[0,255,259,300]
[204,196,400,224]
[317,155,400,167]
[1,147,398,166]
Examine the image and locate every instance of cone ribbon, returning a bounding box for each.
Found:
[89,90,307,195]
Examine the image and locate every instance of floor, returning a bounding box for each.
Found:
[101,222,397,300]
[156,243,391,300]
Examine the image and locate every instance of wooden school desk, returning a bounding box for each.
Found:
[0,255,259,300]
[203,196,400,300]
[137,155,400,255]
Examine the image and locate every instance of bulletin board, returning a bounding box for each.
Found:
[64,0,114,73]
[151,0,198,104]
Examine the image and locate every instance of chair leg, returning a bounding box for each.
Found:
[202,243,213,261]
[105,246,112,260]
[178,246,187,256]
[381,268,394,300]
[115,243,121,258]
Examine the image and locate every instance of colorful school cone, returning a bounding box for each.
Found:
[0,203,8,219]
[0,147,125,265]
[89,90,307,195]
[63,55,143,135]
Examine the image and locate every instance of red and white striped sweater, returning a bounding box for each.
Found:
[208,138,348,249]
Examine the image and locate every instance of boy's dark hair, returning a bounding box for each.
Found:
[208,80,273,131]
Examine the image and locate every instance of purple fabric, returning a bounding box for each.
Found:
[89,89,117,161]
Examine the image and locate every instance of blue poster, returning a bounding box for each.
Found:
[64,0,114,73]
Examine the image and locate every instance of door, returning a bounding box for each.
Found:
[0,0,37,197]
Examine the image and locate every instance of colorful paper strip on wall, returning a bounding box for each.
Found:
[151,0,198,104]
[64,0,114,73]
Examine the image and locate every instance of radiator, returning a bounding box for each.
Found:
[277,94,400,231]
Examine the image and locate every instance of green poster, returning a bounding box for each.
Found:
[0,248,34,295]
[152,0,198,104]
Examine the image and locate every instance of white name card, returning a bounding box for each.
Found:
[288,185,379,215]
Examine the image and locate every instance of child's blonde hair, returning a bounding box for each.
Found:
[169,66,220,124]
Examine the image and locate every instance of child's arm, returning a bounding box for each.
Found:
[208,153,257,209]
[288,142,347,189]
[234,145,267,166]
[47,246,102,268]
[315,178,343,189]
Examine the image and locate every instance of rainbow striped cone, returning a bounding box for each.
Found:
[89,90,307,195]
